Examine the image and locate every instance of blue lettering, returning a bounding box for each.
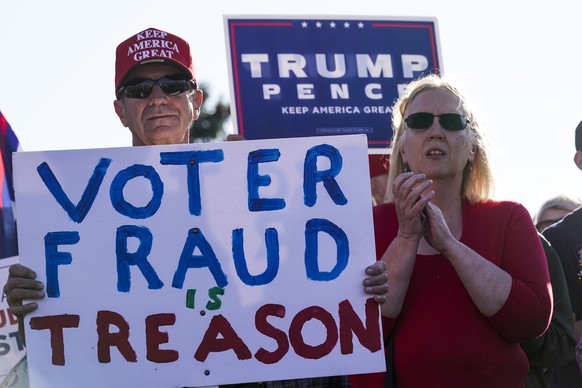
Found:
[303,144,347,207]
[173,228,228,289]
[116,225,164,292]
[304,218,349,281]
[110,164,163,219]
[45,231,80,297]
[160,150,224,216]
[248,149,286,212]
[37,158,112,223]
[232,228,279,285]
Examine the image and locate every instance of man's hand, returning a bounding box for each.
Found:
[4,264,45,317]
[363,260,388,304]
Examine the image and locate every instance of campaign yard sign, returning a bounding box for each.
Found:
[13,135,384,387]
[225,15,442,150]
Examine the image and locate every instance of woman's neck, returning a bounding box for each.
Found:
[426,179,463,215]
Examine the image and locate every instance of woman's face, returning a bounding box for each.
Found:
[400,88,474,183]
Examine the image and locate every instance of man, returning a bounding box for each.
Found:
[543,120,582,387]
[3,27,388,387]
[521,235,576,388]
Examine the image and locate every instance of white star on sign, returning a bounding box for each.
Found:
[344,22,350,28]
[330,21,336,28]
[358,22,364,28]
[301,21,308,28]
[316,21,322,28]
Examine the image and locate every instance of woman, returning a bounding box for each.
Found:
[352,75,552,387]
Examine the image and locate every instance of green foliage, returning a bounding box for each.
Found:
[190,82,231,143]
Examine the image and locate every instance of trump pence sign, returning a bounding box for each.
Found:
[225,15,442,149]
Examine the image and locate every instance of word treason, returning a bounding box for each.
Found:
[37,144,350,297]
[30,299,381,366]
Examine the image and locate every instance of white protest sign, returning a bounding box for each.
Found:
[0,256,26,386]
[13,134,384,387]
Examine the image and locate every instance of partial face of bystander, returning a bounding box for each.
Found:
[536,207,574,232]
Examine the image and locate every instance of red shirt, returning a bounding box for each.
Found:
[352,200,552,388]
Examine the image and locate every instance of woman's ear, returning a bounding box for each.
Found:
[469,146,476,162]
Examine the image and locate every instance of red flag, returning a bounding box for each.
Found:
[0,111,20,259]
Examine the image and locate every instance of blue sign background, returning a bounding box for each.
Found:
[225,17,442,149]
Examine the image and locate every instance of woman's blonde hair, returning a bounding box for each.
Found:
[384,74,494,203]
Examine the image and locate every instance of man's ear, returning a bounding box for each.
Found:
[574,151,582,171]
[192,90,203,119]
[113,100,129,127]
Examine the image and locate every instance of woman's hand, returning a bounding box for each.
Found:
[392,172,434,241]
[421,201,457,254]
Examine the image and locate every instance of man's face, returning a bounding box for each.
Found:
[113,63,203,146]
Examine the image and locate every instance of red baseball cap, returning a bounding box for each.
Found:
[115,27,196,93]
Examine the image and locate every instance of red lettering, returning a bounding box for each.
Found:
[289,306,337,359]
[146,313,178,363]
[194,314,252,362]
[254,304,288,364]
[0,310,7,329]
[96,310,137,363]
[7,309,17,325]
[339,298,381,354]
[30,314,80,366]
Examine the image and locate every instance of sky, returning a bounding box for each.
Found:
[1,0,581,217]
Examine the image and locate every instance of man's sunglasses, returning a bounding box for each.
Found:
[404,112,469,131]
[117,76,197,99]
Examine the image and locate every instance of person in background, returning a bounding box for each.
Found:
[534,195,581,232]
[351,74,552,387]
[543,120,582,388]
[521,234,575,388]
[577,248,582,376]
[3,27,389,388]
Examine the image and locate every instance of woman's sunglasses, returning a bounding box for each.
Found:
[117,76,197,100]
[405,112,469,131]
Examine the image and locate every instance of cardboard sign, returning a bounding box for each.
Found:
[225,15,442,150]
[0,256,26,385]
[13,135,384,387]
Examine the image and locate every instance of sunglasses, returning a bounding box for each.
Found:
[405,112,469,131]
[535,218,562,232]
[117,76,197,99]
